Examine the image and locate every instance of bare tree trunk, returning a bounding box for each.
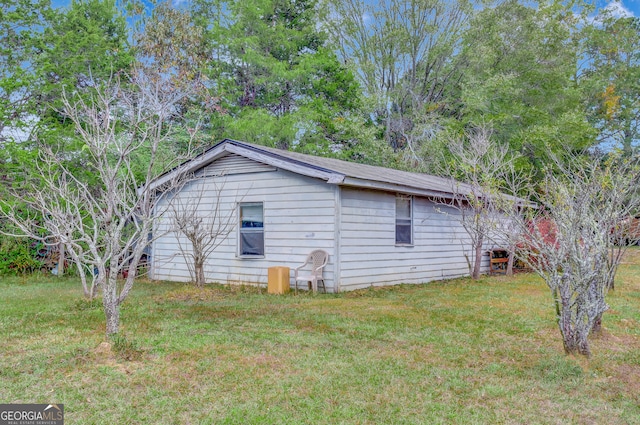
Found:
[506,249,514,276]
[472,235,483,279]
[90,277,98,299]
[103,276,120,336]
[195,260,205,287]
[66,244,97,300]
[57,241,65,277]
[561,332,591,356]
[79,270,90,299]
[555,277,594,357]
[104,301,120,336]
[558,295,590,356]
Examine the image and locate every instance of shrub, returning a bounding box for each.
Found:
[0,235,42,275]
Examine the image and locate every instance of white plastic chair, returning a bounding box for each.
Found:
[294,249,329,293]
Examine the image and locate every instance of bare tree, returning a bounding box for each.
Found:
[322,0,473,148]
[438,125,527,279]
[513,153,640,356]
[167,177,238,287]
[1,160,105,300]
[0,69,198,335]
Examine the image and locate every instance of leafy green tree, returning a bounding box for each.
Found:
[191,0,363,155]
[34,0,133,119]
[456,0,596,175]
[0,0,52,140]
[581,12,640,155]
[135,1,208,92]
[131,0,214,160]
[6,0,134,191]
[1,0,131,149]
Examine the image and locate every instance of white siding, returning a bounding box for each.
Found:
[151,167,337,290]
[196,153,276,177]
[151,155,492,292]
[338,187,489,290]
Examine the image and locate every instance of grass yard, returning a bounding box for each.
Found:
[1,251,640,424]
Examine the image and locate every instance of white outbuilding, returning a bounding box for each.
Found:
[149,138,489,292]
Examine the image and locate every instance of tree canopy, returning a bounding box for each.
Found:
[3,0,637,168]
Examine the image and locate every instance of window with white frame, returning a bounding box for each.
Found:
[239,202,264,256]
[395,196,413,245]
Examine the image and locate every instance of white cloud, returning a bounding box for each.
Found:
[585,1,636,26]
[603,1,634,18]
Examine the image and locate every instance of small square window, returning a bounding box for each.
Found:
[239,203,264,256]
[396,196,412,245]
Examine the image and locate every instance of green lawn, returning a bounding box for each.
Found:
[1,251,640,424]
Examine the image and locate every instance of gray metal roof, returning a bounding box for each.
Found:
[151,138,480,199]
[218,139,473,198]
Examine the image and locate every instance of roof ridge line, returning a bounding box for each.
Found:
[224,139,344,178]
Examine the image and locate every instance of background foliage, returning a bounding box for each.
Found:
[1,0,639,275]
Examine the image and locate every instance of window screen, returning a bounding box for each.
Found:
[395,196,412,245]
[239,203,264,256]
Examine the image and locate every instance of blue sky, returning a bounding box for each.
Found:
[622,0,640,16]
[50,0,640,17]
[599,0,640,17]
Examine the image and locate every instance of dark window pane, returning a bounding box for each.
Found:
[240,232,264,256]
[396,224,412,244]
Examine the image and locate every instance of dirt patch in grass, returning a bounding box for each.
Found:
[369,340,437,370]
[590,329,640,353]
[92,341,139,374]
[240,352,289,375]
[159,286,230,302]
[341,285,405,298]
[157,282,269,303]
[292,318,333,334]
[616,364,640,400]
[621,247,640,264]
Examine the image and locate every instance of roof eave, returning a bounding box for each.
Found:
[340,176,457,200]
[148,142,229,191]
[148,139,346,191]
[224,143,344,182]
